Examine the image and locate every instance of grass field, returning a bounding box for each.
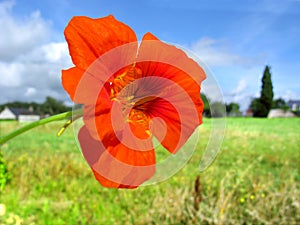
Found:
[0,118,299,224]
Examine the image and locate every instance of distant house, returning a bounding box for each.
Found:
[288,100,300,111]
[245,109,253,117]
[0,106,40,122]
[268,109,296,118]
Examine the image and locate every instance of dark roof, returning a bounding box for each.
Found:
[287,100,300,108]
[9,107,38,116]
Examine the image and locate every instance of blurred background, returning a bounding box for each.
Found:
[0,0,299,224]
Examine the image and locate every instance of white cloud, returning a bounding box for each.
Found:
[0,62,23,87]
[0,0,13,14]
[41,43,70,63]
[282,90,300,101]
[189,38,264,67]
[214,66,266,111]
[225,79,251,110]
[0,1,51,62]
[231,79,248,95]
[0,1,72,104]
[201,72,225,103]
[1,42,72,102]
[187,39,269,111]
[25,87,37,97]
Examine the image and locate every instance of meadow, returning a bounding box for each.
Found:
[0,118,299,224]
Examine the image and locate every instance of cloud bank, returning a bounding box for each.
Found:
[0,1,72,104]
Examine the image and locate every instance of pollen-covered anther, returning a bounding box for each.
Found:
[127,95,135,101]
[129,109,150,124]
[145,129,152,137]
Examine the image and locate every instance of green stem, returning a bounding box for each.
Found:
[0,109,83,145]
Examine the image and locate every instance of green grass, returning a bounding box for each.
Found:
[0,118,299,224]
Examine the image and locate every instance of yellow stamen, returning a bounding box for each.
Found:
[57,119,72,137]
[145,129,152,137]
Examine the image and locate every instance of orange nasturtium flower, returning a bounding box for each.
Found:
[62,15,206,188]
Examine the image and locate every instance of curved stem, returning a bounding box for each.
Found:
[0,109,83,145]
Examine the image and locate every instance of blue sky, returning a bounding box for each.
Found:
[0,0,299,110]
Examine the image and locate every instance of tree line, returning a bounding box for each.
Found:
[0,96,72,116]
[201,93,241,118]
[1,67,294,118]
[201,65,294,118]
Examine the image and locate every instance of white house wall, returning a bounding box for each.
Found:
[0,107,16,120]
[19,115,40,122]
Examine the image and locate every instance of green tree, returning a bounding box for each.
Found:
[200,93,226,117]
[42,96,71,115]
[260,66,274,113]
[0,97,71,116]
[273,98,289,110]
[201,93,211,117]
[210,101,226,117]
[250,98,268,117]
[250,66,274,117]
[226,102,241,117]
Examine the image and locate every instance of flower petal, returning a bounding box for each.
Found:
[83,94,119,143]
[61,67,84,102]
[148,96,200,154]
[93,139,155,188]
[64,15,137,70]
[138,32,206,86]
[135,34,206,153]
[83,94,153,151]
[62,67,106,104]
[78,124,156,188]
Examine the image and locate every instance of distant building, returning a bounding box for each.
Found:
[287,100,300,111]
[268,109,296,118]
[245,109,253,117]
[0,106,40,122]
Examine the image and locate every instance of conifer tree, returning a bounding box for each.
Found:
[250,65,274,117]
[260,65,274,114]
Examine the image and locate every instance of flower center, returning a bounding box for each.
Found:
[110,64,142,99]
[109,65,153,137]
